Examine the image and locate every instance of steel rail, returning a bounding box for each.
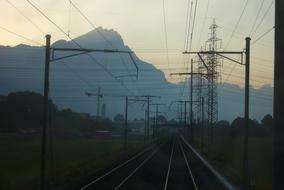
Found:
[114,147,160,190]
[163,139,175,190]
[178,138,198,190]
[80,144,156,190]
[179,134,236,190]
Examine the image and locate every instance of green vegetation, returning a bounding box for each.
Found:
[192,118,273,190]
[0,134,147,190]
[0,91,147,190]
[199,136,271,190]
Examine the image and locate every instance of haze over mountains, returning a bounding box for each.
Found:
[0,27,273,122]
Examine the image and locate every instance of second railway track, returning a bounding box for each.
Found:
[78,132,231,190]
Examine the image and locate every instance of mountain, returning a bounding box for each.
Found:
[0,27,273,121]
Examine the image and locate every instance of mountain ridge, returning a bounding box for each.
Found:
[0,27,273,121]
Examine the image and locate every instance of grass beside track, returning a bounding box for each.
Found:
[0,134,145,190]
[192,135,272,190]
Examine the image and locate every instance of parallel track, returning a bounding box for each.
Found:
[79,133,232,190]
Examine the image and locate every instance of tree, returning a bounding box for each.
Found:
[0,91,58,132]
[230,117,243,138]
[0,91,113,136]
[261,114,273,127]
[114,114,124,123]
[261,114,273,132]
[215,120,230,127]
[158,115,167,124]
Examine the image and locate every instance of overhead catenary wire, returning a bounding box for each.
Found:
[179,0,198,99]
[225,0,249,49]
[0,0,272,122]
[249,0,266,37]
[68,0,139,94]
[250,0,274,38]
[3,1,135,101]
[162,0,171,75]
[251,26,274,46]
[0,25,43,46]
[26,0,134,95]
[5,0,45,35]
[184,0,194,59]
[180,0,191,99]
[69,0,116,50]
[187,0,198,56]
[197,0,210,48]
[67,0,72,36]
[224,0,273,85]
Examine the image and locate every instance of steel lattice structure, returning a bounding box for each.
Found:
[205,20,222,126]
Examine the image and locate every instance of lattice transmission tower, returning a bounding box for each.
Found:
[205,20,222,125]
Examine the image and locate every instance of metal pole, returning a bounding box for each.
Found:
[274,1,284,189]
[184,101,187,134]
[41,34,51,190]
[147,96,150,138]
[180,104,183,125]
[155,104,158,138]
[144,110,147,145]
[124,96,128,151]
[210,73,214,143]
[190,59,194,141]
[243,37,251,190]
[201,97,204,152]
[97,87,101,118]
[207,82,210,145]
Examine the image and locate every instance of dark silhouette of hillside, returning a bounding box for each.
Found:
[0,27,273,121]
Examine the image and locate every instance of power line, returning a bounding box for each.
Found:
[69,0,114,49]
[184,0,198,71]
[249,0,266,37]
[5,0,45,34]
[162,0,171,74]
[184,0,193,56]
[0,25,43,46]
[69,0,138,94]
[225,0,249,49]
[180,0,198,99]
[67,0,72,36]
[184,0,191,53]
[250,0,274,38]
[187,0,198,54]
[26,0,134,94]
[251,26,274,46]
[197,0,210,47]
[26,0,72,42]
[181,0,193,99]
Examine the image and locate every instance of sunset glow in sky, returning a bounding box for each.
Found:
[0,0,274,88]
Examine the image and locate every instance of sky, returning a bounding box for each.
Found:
[0,0,274,91]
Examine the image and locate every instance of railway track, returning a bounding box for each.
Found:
[78,133,233,190]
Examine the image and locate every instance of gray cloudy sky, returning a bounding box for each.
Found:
[0,0,274,89]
